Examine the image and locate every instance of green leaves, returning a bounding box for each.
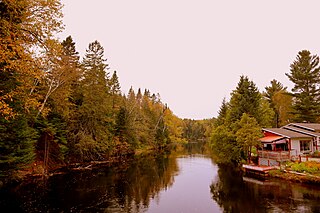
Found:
[210,76,273,165]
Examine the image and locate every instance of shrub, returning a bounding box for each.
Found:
[288,162,319,174]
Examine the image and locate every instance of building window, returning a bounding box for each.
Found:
[300,140,311,152]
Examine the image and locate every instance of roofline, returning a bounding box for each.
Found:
[262,128,289,138]
[289,123,315,132]
[283,126,319,137]
[262,128,313,139]
[259,136,286,142]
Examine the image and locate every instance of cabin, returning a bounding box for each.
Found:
[258,123,320,166]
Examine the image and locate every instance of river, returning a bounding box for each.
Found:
[1,142,320,212]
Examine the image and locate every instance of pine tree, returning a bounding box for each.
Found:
[286,50,320,122]
[264,79,287,102]
[109,71,121,109]
[71,41,112,161]
[109,71,121,95]
[136,88,142,107]
[114,106,127,142]
[228,76,261,123]
[215,98,229,126]
[211,76,274,165]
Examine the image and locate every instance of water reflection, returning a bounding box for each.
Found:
[147,155,221,212]
[2,142,320,212]
[210,166,320,212]
[0,153,179,212]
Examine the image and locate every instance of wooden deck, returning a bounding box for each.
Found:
[243,164,276,177]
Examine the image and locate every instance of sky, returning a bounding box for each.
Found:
[59,0,320,120]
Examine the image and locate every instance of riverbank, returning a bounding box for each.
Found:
[269,169,320,184]
[257,161,320,185]
[0,145,171,189]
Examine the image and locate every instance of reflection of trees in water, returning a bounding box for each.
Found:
[111,154,179,212]
[172,141,211,156]
[0,153,179,212]
[210,166,320,213]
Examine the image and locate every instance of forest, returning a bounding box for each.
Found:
[1,0,319,184]
[0,0,212,181]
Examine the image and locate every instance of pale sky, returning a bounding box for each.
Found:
[59,0,320,120]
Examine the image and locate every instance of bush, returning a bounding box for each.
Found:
[287,162,320,174]
[310,150,320,158]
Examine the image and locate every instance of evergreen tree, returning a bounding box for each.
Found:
[109,71,121,109]
[264,79,287,102]
[114,106,128,142]
[211,76,274,165]
[0,116,37,178]
[286,50,320,122]
[228,76,261,123]
[136,88,143,107]
[215,98,229,126]
[59,35,81,114]
[71,41,112,161]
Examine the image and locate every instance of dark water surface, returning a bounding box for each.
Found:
[1,143,320,212]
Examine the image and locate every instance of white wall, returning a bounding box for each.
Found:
[290,138,313,155]
[291,139,300,154]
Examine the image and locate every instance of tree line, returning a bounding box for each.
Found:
[0,0,208,180]
[210,50,320,165]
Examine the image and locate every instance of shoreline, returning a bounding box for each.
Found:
[0,146,168,189]
[268,169,320,185]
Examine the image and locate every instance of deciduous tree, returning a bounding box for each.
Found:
[235,113,262,163]
[264,79,287,127]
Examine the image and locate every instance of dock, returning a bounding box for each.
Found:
[242,164,276,177]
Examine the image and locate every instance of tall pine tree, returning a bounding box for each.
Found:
[286,50,320,122]
[228,76,261,123]
[71,41,112,161]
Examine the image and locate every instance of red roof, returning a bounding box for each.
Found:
[259,136,284,143]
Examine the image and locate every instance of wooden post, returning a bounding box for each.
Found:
[288,140,291,159]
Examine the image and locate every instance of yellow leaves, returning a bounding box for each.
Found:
[24,0,64,39]
[164,108,186,143]
[0,0,66,118]
[0,99,15,120]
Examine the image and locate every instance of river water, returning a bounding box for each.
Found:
[1,142,320,212]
